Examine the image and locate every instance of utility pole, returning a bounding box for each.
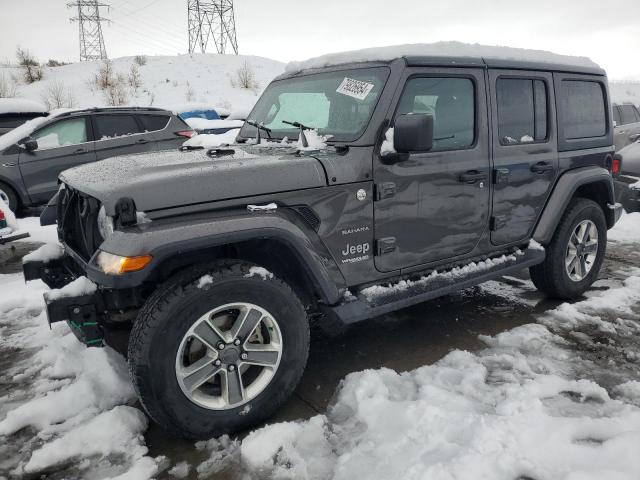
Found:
[68,1,109,62]
[187,0,238,55]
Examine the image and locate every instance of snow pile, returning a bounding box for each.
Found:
[22,243,64,263]
[0,273,158,479]
[240,272,640,480]
[297,129,332,151]
[287,41,599,73]
[0,98,47,114]
[244,266,274,280]
[361,252,521,301]
[182,128,240,149]
[184,117,244,131]
[608,212,640,244]
[44,276,97,301]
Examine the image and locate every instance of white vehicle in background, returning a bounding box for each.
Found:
[0,98,48,137]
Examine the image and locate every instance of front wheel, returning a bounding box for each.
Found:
[529,197,607,299]
[128,261,310,439]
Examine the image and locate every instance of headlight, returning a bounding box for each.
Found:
[96,251,152,275]
[97,206,114,239]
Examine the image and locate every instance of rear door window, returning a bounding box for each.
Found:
[33,117,87,149]
[560,80,607,139]
[395,77,475,151]
[496,78,548,145]
[94,115,143,140]
[138,115,170,132]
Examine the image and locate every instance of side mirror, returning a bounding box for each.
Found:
[20,137,38,152]
[394,114,434,153]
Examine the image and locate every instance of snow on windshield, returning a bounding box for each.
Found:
[287,41,600,73]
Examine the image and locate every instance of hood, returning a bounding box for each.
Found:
[60,147,328,215]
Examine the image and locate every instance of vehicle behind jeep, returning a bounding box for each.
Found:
[24,45,622,439]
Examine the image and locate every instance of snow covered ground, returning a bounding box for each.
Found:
[0,214,639,479]
[0,53,284,117]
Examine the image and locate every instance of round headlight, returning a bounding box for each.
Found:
[97,205,114,239]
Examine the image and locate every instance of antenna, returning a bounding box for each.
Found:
[68,1,109,62]
[187,0,238,55]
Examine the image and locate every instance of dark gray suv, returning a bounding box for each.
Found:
[0,107,193,210]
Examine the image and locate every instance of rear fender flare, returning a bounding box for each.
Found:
[533,166,616,244]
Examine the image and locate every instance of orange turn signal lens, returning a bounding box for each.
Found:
[97,252,153,275]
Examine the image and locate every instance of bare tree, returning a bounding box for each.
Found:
[94,59,116,90]
[104,74,129,106]
[128,63,142,94]
[232,61,258,90]
[41,80,76,109]
[16,47,43,83]
[133,55,147,66]
[0,73,19,98]
[185,81,195,102]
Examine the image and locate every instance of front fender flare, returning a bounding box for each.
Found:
[86,208,346,304]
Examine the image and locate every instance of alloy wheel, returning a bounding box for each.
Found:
[565,219,599,282]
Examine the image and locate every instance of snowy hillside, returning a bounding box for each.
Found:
[609,81,640,106]
[0,53,284,115]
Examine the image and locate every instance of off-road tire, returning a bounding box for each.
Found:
[0,181,18,212]
[529,197,607,299]
[127,260,310,439]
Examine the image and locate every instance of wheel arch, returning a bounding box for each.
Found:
[533,166,616,245]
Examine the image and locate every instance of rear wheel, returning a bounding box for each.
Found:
[128,261,310,439]
[0,182,18,212]
[530,198,606,299]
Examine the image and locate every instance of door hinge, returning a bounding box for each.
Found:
[376,237,396,256]
[490,215,507,231]
[375,182,396,201]
[493,168,510,185]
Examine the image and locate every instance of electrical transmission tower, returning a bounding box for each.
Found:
[68,1,109,62]
[188,0,238,55]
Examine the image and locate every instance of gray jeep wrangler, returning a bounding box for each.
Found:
[24,51,622,439]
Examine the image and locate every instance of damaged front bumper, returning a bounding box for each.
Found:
[23,251,147,347]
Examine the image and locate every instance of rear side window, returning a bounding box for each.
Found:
[619,105,639,125]
[613,106,622,126]
[138,115,170,132]
[396,77,475,151]
[496,78,548,145]
[560,81,606,139]
[94,115,143,140]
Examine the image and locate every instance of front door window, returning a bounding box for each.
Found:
[33,118,87,149]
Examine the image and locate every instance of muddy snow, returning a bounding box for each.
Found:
[0,213,639,479]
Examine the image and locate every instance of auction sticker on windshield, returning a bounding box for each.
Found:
[336,78,375,100]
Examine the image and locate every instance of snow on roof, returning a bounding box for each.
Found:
[0,98,48,115]
[286,41,600,73]
[0,108,71,152]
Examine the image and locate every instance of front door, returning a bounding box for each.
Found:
[489,70,558,246]
[92,113,155,161]
[19,116,96,205]
[374,68,491,272]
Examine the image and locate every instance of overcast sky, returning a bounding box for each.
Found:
[1,0,638,80]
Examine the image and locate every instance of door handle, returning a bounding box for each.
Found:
[530,162,554,174]
[136,138,149,144]
[73,148,87,154]
[459,170,487,184]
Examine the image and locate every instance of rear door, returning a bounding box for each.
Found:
[18,116,96,204]
[92,113,155,161]
[489,70,558,246]
[373,67,491,272]
[618,104,640,149]
[137,113,184,151]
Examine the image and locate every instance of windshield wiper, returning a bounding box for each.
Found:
[245,120,272,144]
[282,120,314,148]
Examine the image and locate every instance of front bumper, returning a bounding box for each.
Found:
[614,176,640,213]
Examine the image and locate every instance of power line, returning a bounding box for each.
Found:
[108,16,184,51]
[68,1,110,61]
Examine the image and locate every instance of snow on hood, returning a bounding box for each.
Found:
[286,41,600,73]
[0,98,48,114]
[60,147,327,215]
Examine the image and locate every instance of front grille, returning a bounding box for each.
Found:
[57,186,102,260]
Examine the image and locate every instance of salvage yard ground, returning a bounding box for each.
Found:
[0,213,639,480]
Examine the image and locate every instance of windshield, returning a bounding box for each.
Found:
[240,67,390,142]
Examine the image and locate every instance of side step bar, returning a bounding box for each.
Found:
[327,248,545,325]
